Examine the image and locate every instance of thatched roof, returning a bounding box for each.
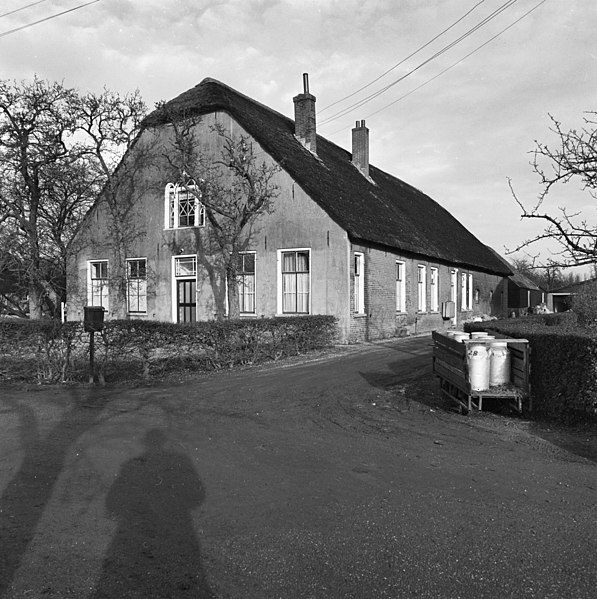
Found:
[144,78,510,275]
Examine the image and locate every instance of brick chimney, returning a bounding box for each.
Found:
[352,120,369,177]
[293,73,317,154]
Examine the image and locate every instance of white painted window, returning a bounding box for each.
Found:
[354,252,365,314]
[165,183,206,229]
[278,249,310,314]
[126,258,147,314]
[461,272,474,310]
[417,265,426,312]
[430,267,439,312]
[451,269,458,306]
[396,260,406,312]
[88,260,109,311]
[237,252,256,314]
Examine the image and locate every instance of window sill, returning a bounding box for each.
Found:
[164,225,205,231]
[353,312,367,318]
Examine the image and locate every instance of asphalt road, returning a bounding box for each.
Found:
[1,336,596,598]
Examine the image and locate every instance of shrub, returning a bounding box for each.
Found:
[0,315,338,384]
[465,317,597,421]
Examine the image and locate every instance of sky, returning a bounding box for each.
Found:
[1,0,595,270]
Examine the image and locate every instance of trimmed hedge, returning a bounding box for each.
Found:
[0,315,338,384]
[465,315,597,421]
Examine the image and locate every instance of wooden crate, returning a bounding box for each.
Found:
[432,331,530,414]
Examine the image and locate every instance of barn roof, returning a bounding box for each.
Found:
[144,78,510,275]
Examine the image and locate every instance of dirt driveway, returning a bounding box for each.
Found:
[1,336,596,598]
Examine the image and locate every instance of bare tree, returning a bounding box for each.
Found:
[0,78,148,318]
[74,88,150,304]
[0,78,80,318]
[158,110,280,319]
[510,111,597,269]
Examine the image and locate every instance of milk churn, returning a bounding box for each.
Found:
[467,341,490,391]
[470,331,487,339]
[489,341,510,386]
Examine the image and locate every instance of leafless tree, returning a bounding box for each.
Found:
[158,109,280,318]
[0,78,148,318]
[510,111,597,269]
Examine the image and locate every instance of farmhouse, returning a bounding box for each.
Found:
[67,75,511,342]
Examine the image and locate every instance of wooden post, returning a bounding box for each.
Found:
[89,331,95,384]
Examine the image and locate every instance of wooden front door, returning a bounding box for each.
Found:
[177,280,196,323]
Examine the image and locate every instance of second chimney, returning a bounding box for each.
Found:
[293,73,317,154]
[352,120,369,177]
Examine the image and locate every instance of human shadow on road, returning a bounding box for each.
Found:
[91,428,214,599]
[0,387,109,597]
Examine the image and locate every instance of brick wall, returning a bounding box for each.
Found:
[349,243,507,342]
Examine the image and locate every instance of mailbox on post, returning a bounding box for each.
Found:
[83,306,105,333]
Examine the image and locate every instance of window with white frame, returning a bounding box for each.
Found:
[396,260,406,312]
[127,258,147,314]
[237,252,256,314]
[417,265,426,312]
[451,269,458,306]
[165,183,206,229]
[88,260,109,310]
[175,255,197,277]
[354,252,365,314]
[430,267,439,312]
[461,272,473,310]
[280,250,310,314]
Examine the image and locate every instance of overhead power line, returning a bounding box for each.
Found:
[318,0,489,114]
[0,0,51,20]
[326,0,549,136]
[319,0,522,127]
[0,0,100,39]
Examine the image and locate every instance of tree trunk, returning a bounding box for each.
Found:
[226,269,240,320]
[28,282,44,319]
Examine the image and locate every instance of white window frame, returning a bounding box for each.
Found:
[164,182,206,229]
[354,252,365,314]
[430,267,439,312]
[238,251,256,314]
[396,260,406,313]
[451,269,458,305]
[277,248,311,315]
[171,255,197,323]
[87,260,109,312]
[461,272,474,311]
[126,258,147,314]
[417,265,426,312]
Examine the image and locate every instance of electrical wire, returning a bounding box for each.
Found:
[319,0,522,127]
[318,0,489,114]
[325,0,549,136]
[0,0,100,39]
[0,0,51,20]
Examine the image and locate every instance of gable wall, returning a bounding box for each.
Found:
[67,112,354,338]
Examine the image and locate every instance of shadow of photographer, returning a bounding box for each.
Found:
[91,428,214,599]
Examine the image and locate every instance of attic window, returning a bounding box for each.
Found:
[165,182,206,229]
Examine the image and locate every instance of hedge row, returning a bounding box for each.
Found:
[465,314,597,421]
[0,316,338,384]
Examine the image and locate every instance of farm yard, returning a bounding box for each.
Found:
[1,335,596,599]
